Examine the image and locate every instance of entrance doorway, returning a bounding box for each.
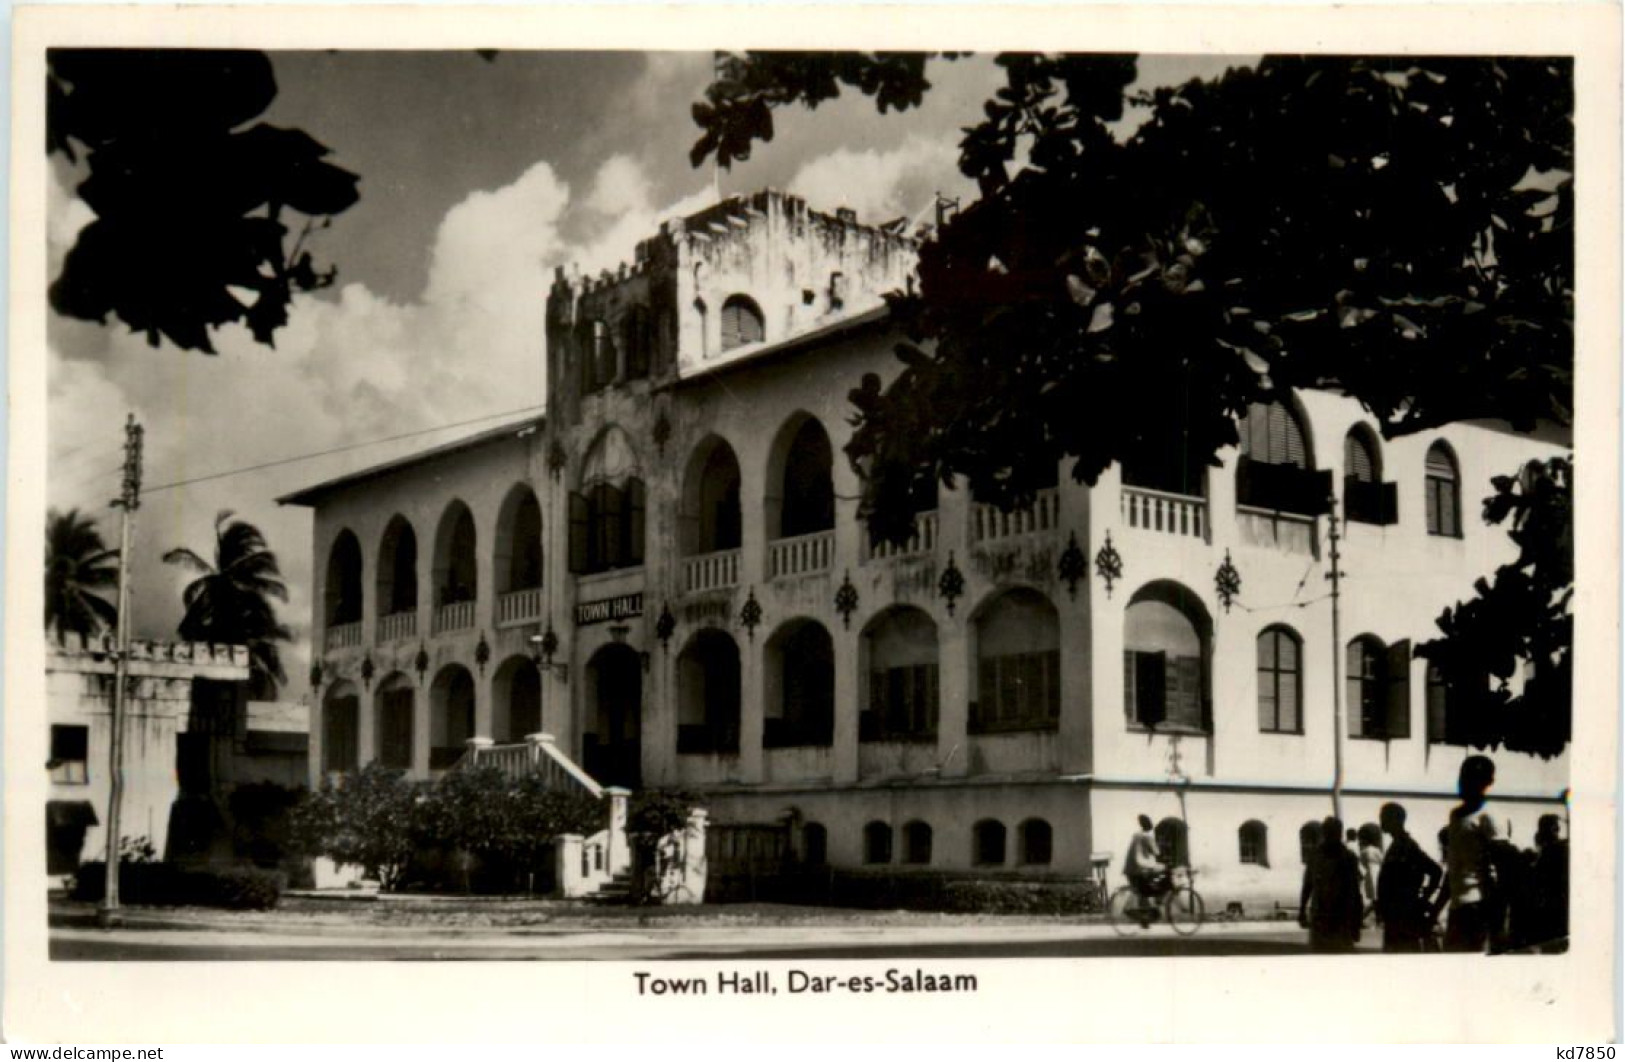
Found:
[584,643,642,788]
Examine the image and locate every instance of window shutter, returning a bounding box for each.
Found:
[1123,650,1136,721]
[977,658,996,729]
[626,479,647,565]
[1136,651,1167,727]
[1385,639,1412,739]
[1170,655,1202,728]
[1426,665,1448,743]
[1378,481,1399,525]
[1346,642,1366,738]
[568,492,589,573]
[1045,650,1061,720]
[1257,632,1276,732]
[1280,635,1300,733]
[1345,433,1375,482]
[721,304,742,351]
[926,664,940,733]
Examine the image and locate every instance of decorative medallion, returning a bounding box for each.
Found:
[652,410,672,455]
[1094,532,1124,598]
[739,586,763,640]
[414,642,430,685]
[309,661,323,691]
[360,652,375,689]
[1215,549,1242,614]
[834,571,860,629]
[547,438,567,481]
[1057,532,1087,599]
[938,552,966,616]
[655,601,677,650]
[475,631,491,674]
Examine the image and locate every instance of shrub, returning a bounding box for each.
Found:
[290,763,426,890]
[72,862,284,910]
[227,780,304,867]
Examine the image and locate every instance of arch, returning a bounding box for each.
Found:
[1240,396,1313,468]
[1256,624,1303,734]
[584,643,642,788]
[491,655,541,744]
[863,821,893,865]
[1346,634,1412,741]
[676,628,741,755]
[902,820,933,865]
[494,484,543,594]
[1019,818,1053,865]
[1155,817,1190,868]
[374,671,415,770]
[321,680,361,773]
[765,413,835,540]
[803,822,828,867]
[973,819,1007,866]
[432,500,478,608]
[579,424,641,488]
[376,515,419,618]
[1236,395,1328,516]
[972,587,1060,733]
[1425,440,1462,537]
[1343,424,1398,525]
[572,427,645,574]
[679,435,742,555]
[1124,581,1212,731]
[429,664,475,770]
[324,530,363,629]
[861,606,939,741]
[1344,425,1382,483]
[1239,820,1269,866]
[720,294,765,350]
[764,618,834,748]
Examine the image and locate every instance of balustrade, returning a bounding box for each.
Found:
[497,587,543,627]
[432,599,475,635]
[769,529,834,579]
[972,488,1060,543]
[325,622,361,651]
[866,510,939,561]
[1121,485,1210,541]
[684,548,741,593]
[376,610,416,643]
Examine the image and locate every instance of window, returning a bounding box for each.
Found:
[430,666,475,770]
[862,608,939,742]
[973,589,1061,734]
[497,488,544,593]
[376,680,414,770]
[1427,662,1484,746]
[570,478,646,575]
[765,621,834,748]
[775,418,835,538]
[321,692,360,773]
[683,440,742,555]
[433,503,477,607]
[377,516,418,618]
[1155,817,1190,868]
[1124,583,1210,732]
[623,307,652,380]
[1298,820,1321,865]
[676,630,741,755]
[903,821,933,865]
[1343,427,1398,525]
[720,295,765,350]
[973,820,1007,866]
[803,823,828,867]
[863,821,892,865]
[1347,636,1413,740]
[591,320,618,391]
[325,531,363,628]
[1236,399,1331,515]
[1239,820,1269,866]
[49,725,88,784]
[1425,442,1461,537]
[1256,626,1303,734]
[1019,819,1053,866]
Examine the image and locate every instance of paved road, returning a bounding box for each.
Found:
[51,922,1380,961]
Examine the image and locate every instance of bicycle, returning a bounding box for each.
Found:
[1107,865,1206,936]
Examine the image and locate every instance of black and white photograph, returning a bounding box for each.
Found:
[7,2,1619,1044]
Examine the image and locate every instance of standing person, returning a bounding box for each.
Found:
[1123,814,1164,914]
[1300,815,1363,952]
[1529,814,1569,952]
[1357,822,1384,923]
[1444,755,1500,953]
[1376,802,1443,952]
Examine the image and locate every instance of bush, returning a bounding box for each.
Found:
[72,862,284,910]
[227,780,304,867]
[290,763,425,890]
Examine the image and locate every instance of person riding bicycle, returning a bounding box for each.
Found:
[1124,814,1168,908]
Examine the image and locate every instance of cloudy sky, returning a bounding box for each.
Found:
[45,51,1241,695]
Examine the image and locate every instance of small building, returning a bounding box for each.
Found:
[283,189,1569,907]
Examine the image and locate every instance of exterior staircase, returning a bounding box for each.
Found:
[584,868,635,905]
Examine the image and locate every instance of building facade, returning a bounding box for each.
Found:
[287,190,1569,904]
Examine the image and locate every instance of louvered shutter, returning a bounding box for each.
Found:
[1136,651,1167,726]
[925,663,940,733]
[1345,433,1375,482]
[1385,640,1412,739]
[1045,650,1061,720]
[568,492,589,573]
[1346,642,1367,738]
[1426,664,1448,743]
[1169,656,1203,728]
[626,478,646,565]
[1257,632,1277,731]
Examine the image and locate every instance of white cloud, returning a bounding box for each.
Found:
[786,135,962,228]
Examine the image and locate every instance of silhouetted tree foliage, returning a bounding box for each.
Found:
[693,54,1572,543]
[47,49,359,353]
[1418,457,1572,759]
[45,507,118,643]
[163,509,293,693]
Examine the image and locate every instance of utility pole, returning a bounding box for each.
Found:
[98,413,142,929]
[1326,499,1345,823]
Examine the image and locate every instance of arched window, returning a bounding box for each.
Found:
[1239,820,1269,866]
[429,665,475,770]
[862,607,939,742]
[571,428,645,575]
[1425,442,1461,538]
[1124,582,1211,732]
[432,502,477,609]
[1155,817,1190,869]
[863,821,892,865]
[1256,625,1303,734]
[375,673,415,771]
[1019,819,1053,866]
[903,821,933,865]
[973,589,1060,733]
[1236,398,1329,516]
[803,822,828,866]
[772,416,835,540]
[495,486,543,594]
[681,437,742,556]
[376,516,418,623]
[324,530,363,632]
[1298,820,1322,865]
[677,629,741,755]
[973,820,1007,866]
[321,682,360,774]
[1343,426,1397,525]
[720,295,765,351]
[764,620,834,748]
[1347,635,1412,740]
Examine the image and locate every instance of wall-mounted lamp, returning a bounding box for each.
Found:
[529,623,569,683]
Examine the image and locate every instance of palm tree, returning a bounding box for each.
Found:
[164,510,292,695]
[45,508,119,644]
